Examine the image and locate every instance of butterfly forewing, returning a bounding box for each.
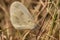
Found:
[10,1,36,29]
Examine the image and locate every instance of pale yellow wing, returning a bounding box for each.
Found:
[10,1,36,29]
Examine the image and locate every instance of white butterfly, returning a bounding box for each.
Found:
[10,1,36,29]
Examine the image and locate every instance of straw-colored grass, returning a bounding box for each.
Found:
[0,0,60,40]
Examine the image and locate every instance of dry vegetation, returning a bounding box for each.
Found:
[0,0,60,40]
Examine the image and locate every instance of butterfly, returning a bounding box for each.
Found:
[10,1,36,30]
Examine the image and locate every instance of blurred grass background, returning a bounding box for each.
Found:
[0,0,60,40]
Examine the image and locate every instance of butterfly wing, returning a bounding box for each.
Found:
[10,1,36,29]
